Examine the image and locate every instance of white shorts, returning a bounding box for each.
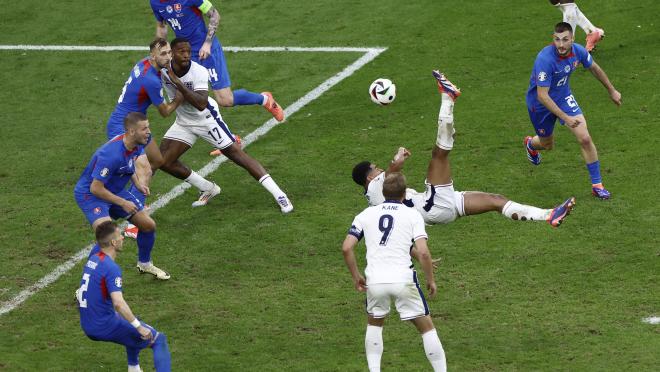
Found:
[366,280,429,320]
[416,180,465,225]
[163,114,236,150]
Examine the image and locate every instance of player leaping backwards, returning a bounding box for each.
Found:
[352,71,575,227]
[159,38,292,212]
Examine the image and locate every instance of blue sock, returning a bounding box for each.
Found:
[137,231,155,263]
[88,243,100,258]
[126,346,140,367]
[233,89,264,106]
[586,160,602,185]
[152,333,171,372]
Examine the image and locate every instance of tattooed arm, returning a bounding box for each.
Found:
[199,3,221,60]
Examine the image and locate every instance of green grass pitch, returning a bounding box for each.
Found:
[0,0,658,370]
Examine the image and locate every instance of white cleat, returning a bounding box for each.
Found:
[192,184,221,208]
[277,195,293,214]
[136,262,170,280]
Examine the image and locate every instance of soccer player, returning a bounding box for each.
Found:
[549,0,604,52]
[74,112,170,280]
[159,38,293,212]
[524,22,622,199]
[342,172,447,372]
[150,0,285,123]
[353,71,575,227]
[77,221,171,372]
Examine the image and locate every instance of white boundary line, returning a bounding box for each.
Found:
[0,45,387,316]
[0,45,384,53]
[642,316,659,325]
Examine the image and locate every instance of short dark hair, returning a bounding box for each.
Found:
[170,37,190,49]
[382,172,407,200]
[95,221,119,247]
[554,22,573,34]
[124,112,148,130]
[149,37,169,51]
[352,161,372,186]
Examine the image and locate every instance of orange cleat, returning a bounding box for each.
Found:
[585,28,605,52]
[210,135,241,156]
[262,92,285,122]
[124,224,139,239]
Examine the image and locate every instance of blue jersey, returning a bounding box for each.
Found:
[74,135,144,196]
[106,58,164,139]
[151,0,221,57]
[526,43,593,107]
[78,251,124,334]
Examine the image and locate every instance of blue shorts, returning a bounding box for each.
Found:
[74,189,145,225]
[527,93,582,137]
[84,314,158,350]
[194,43,231,90]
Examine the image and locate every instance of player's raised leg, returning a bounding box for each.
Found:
[565,115,610,199]
[551,0,604,51]
[220,143,293,213]
[410,316,447,372]
[463,192,576,227]
[159,138,221,207]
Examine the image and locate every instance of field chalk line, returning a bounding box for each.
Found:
[0,45,387,316]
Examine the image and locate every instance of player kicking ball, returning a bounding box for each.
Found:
[524,22,621,200]
[77,221,171,372]
[352,70,575,227]
[159,38,292,212]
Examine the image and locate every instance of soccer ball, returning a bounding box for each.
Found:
[369,78,396,105]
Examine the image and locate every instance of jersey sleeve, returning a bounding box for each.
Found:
[151,3,164,22]
[575,44,594,69]
[195,0,212,14]
[146,77,165,107]
[532,55,553,88]
[106,264,123,294]
[411,211,428,242]
[348,213,365,241]
[91,149,118,185]
[193,65,210,91]
[365,173,386,206]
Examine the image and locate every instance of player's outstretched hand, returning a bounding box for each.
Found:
[427,281,437,298]
[137,325,153,341]
[610,89,622,106]
[393,147,411,162]
[354,275,367,292]
[199,42,212,60]
[121,200,139,215]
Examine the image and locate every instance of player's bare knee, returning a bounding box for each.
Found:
[215,91,234,107]
[135,217,156,232]
[578,134,593,148]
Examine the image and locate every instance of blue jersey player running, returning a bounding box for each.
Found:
[75,112,170,280]
[77,221,171,372]
[150,0,285,127]
[524,22,621,200]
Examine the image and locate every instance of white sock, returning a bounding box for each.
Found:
[501,201,550,221]
[185,171,214,192]
[573,4,596,34]
[365,325,383,372]
[259,174,286,200]
[422,329,447,372]
[127,365,141,372]
[261,94,268,106]
[437,94,455,150]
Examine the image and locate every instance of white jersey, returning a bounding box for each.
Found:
[365,172,426,212]
[162,61,219,126]
[349,201,428,285]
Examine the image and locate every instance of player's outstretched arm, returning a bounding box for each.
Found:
[342,235,367,292]
[588,62,622,106]
[198,1,220,60]
[411,238,437,297]
[110,292,153,341]
[90,180,138,215]
[386,147,411,174]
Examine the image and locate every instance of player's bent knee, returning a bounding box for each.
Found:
[134,216,156,232]
[578,134,593,148]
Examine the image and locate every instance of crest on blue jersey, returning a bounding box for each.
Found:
[564,65,571,73]
[538,71,547,82]
[166,5,173,13]
[115,277,122,288]
[100,168,109,177]
[174,3,182,12]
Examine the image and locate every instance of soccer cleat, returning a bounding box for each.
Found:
[524,136,541,165]
[262,92,285,122]
[547,196,576,227]
[277,195,293,214]
[585,28,605,52]
[210,135,241,156]
[432,70,461,101]
[124,224,139,239]
[592,185,611,200]
[136,262,170,280]
[192,183,221,207]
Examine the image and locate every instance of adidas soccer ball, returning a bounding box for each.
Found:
[369,78,396,105]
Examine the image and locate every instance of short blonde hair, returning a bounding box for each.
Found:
[383,172,407,200]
